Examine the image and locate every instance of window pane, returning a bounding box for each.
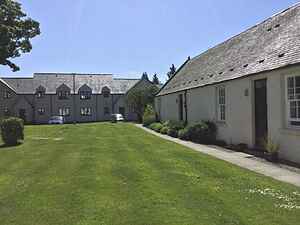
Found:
[296,88,300,99]
[296,76,300,87]
[297,101,300,119]
[290,101,297,118]
[291,121,300,126]
[288,77,294,89]
[220,105,225,121]
[288,88,295,100]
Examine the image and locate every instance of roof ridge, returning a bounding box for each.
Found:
[34,73,113,76]
[114,78,140,80]
[158,3,300,96]
[192,3,300,61]
[2,77,33,79]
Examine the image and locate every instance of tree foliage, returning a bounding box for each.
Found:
[167,64,176,79]
[141,72,149,80]
[126,84,159,122]
[0,0,40,71]
[152,73,159,84]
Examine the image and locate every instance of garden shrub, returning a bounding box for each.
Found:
[142,105,156,127]
[167,128,178,138]
[149,122,163,132]
[178,128,190,140]
[214,140,227,147]
[160,126,169,135]
[187,121,217,144]
[162,120,185,131]
[0,117,24,146]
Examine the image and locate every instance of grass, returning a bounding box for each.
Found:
[0,122,299,225]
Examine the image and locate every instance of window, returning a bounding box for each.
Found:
[36,91,44,98]
[102,87,110,98]
[79,91,91,100]
[104,107,110,115]
[4,91,11,99]
[217,86,226,121]
[4,108,10,116]
[58,91,70,100]
[286,75,300,126]
[80,107,92,116]
[59,108,70,116]
[37,108,45,115]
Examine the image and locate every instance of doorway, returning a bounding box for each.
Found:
[178,94,184,121]
[254,79,268,148]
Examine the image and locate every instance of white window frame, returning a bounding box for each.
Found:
[58,91,70,100]
[36,90,45,98]
[80,107,92,116]
[79,91,91,100]
[4,108,10,116]
[59,108,70,117]
[4,91,11,99]
[286,75,300,127]
[217,86,226,122]
[37,108,45,115]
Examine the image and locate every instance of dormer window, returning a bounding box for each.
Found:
[102,87,111,98]
[36,86,46,99]
[58,91,70,100]
[57,84,71,100]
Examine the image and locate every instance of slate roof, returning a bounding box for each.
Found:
[2,73,140,94]
[158,3,300,96]
[0,78,16,92]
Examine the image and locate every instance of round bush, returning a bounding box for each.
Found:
[162,120,185,131]
[167,128,178,138]
[187,121,217,144]
[178,128,190,140]
[0,117,24,146]
[148,122,163,132]
[160,126,169,135]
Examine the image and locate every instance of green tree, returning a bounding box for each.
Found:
[152,73,159,84]
[141,72,149,80]
[126,84,159,122]
[167,64,176,79]
[0,0,40,71]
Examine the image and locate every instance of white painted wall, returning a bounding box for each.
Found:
[156,65,300,164]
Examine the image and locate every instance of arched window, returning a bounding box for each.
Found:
[57,84,71,100]
[102,86,111,98]
[79,84,92,100]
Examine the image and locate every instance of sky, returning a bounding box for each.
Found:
[1,0,299,82]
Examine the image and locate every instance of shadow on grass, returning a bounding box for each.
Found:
[0,142,23,150]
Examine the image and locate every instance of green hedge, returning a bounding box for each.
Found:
[167,128,178,138]
[160,126,169,135]
[148,122,163,132]
[0,117,24,146]
[178,127,190,140]
[148,120,217,145]
[162,120,185,131]
[187,121,217,144]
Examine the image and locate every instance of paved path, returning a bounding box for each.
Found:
[136,124,300,188]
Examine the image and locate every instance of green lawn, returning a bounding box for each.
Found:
[0,123,299,225]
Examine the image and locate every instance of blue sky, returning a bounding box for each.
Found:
[1,0,299,82]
